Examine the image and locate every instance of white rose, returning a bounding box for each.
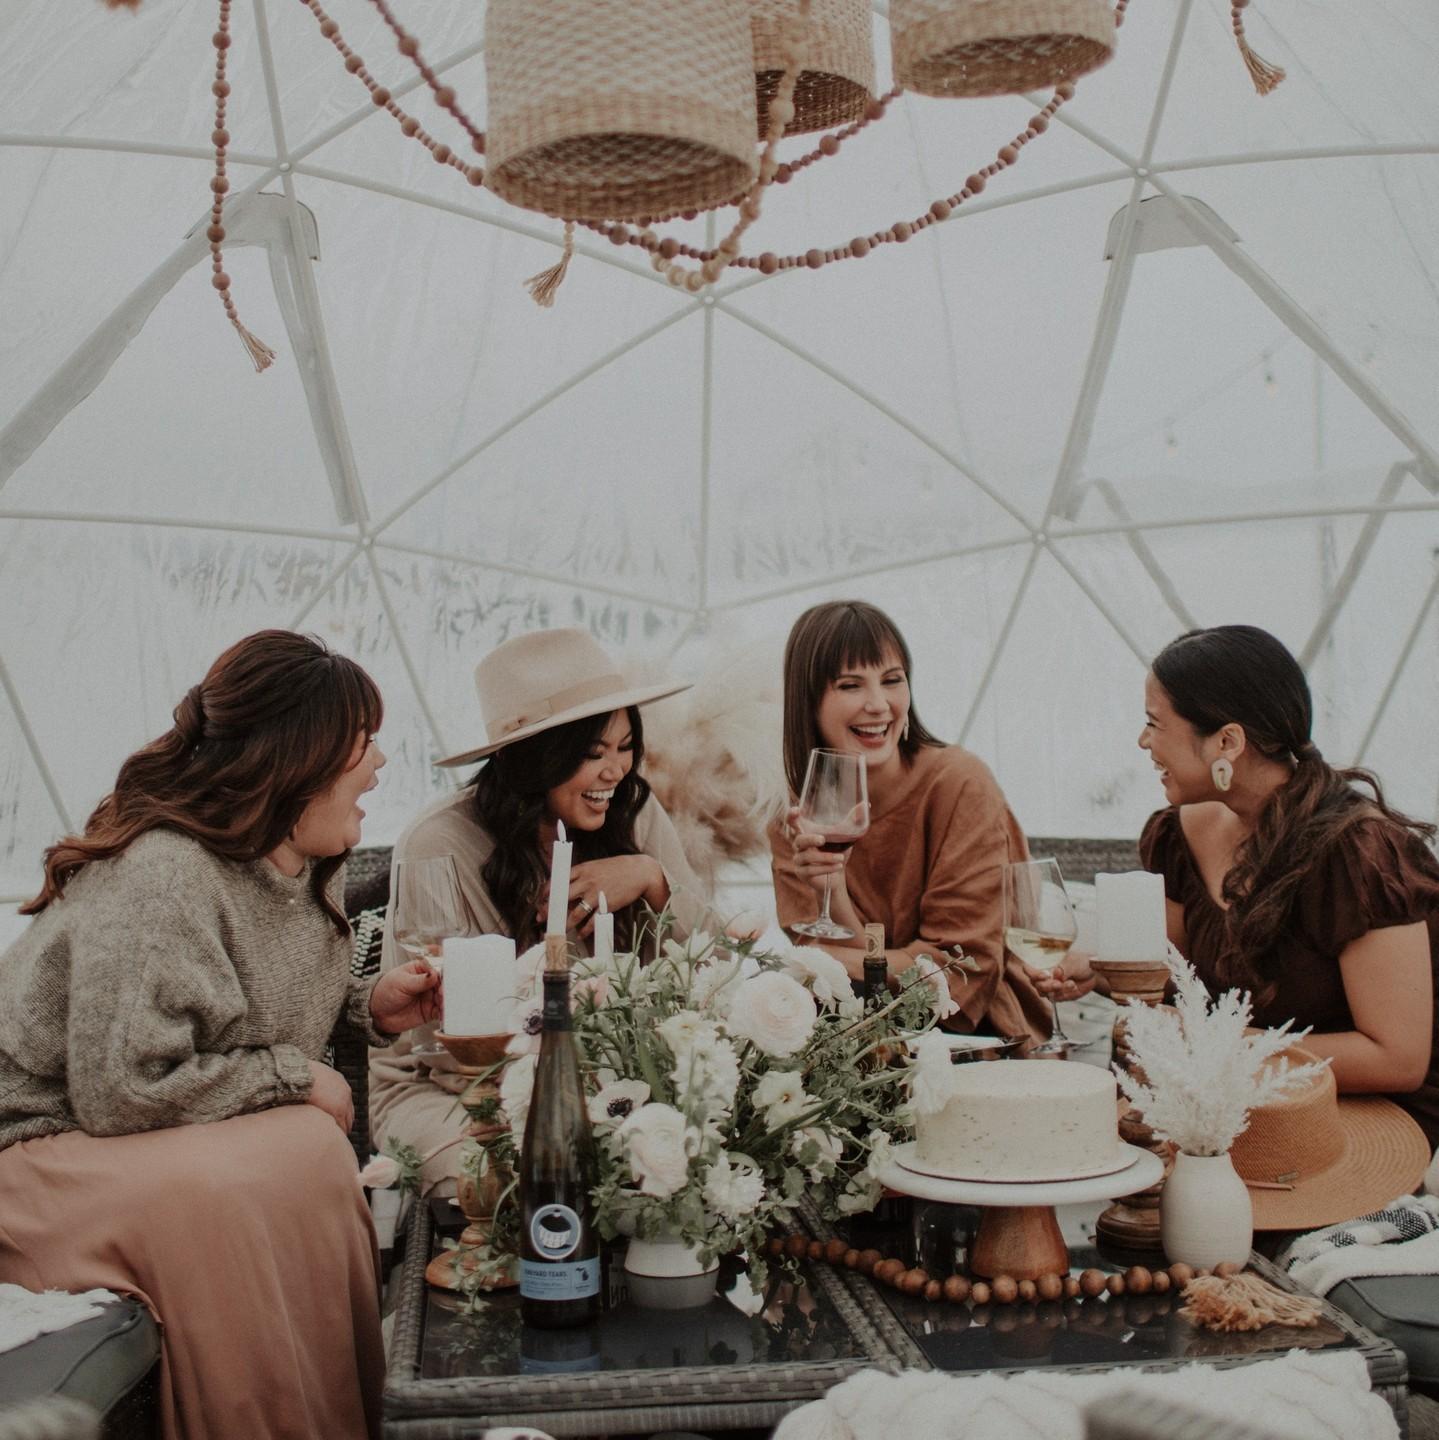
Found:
[587,1078,651,1130]
[908,1030,956,1116]
[790,1126,843,1182]
[914,952,960,1022]
[620,1102,700,1199]
[752,1068,811,1128]
[726,971,817,1058]
[780,944,853,1010]
[702,1151,766,1221]
[498,1053,537,1141]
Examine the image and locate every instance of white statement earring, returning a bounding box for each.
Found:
[1211,756,1233,793]
[901,713,911,742]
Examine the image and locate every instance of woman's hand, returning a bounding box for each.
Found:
[538,855,667,936]
[305,1060,355,1133]
[370,960,443,1035]
[783,805,849,897]
[1024,947,1104,1002]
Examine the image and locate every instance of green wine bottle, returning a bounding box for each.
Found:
[519,935,601,1329]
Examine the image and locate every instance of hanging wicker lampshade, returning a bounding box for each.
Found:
[485,0,758,222]
[750,0,875,137]
[890,0,1116,99]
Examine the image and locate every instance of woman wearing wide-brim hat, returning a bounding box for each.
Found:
[369,627,706,1194]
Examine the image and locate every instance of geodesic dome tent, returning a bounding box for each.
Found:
[2,0,1438,925]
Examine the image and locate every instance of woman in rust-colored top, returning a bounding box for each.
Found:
[769,600,1050,1044]
[1132,625,1439,1148]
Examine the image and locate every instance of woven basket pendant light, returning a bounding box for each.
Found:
[485,0,758,222]
[750,0,875,136]
[891,0,1116,99]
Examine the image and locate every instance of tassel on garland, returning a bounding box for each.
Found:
[232,319,277,373]
[524,221,575,308]
[1232,1,1286,95]
[1181,1271,1323,1332]
[104,0,143,8]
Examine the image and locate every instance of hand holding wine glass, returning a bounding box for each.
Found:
[1003,857,1077,1056]
[391,854,474,1058]
[790,749,870,941]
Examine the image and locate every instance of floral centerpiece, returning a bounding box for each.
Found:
[484,918,956,1303]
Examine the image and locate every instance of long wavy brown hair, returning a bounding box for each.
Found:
[781,600,942,798]
[23,630,383,933]
[1151,624,1433,1001]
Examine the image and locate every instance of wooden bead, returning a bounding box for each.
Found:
[844,1248,861,1269]
[1063,1275,1081,1299]
[431,143,451,164]
[371,87,391,106]
[873,1258,905,1285]
[1124,1267,1152,1294]
[1193,1267,1212,1280]
[758,252,778,275]
[969,1281,991,1306]
[824,1239,849,1264]
[929,200,951,222]
[1167,1263,1194,1288]
[805,249,824,270]
[210,176,230,194]
[966,173,986,194]
[1056,81,1077,99]
[807,1240,825,1261]
[1028,114,1049,134]
[1214,1260,1243,1278]
[998,145,1019,165]
[990,1275,1018,1304]
[900,1268,929,1295]
[892,221,912,242]
[850,237,870,258]
[434,85,456,108]
[942,1275,971,1303]
[865,98,887,121]
[210,272,231,291]
[1106,1275,1125,1297]
[344,54,363,74]
[924,1280,942,1302]
[766,1237,785,1258]
[774,163,793,185]
[785,1234,809,1259]
[608,225,629,246]
[466,167,484,186]
[400,117,419,137]
[1036,1274,1063,1302]
[1150,1269,1170,1294]
[858,1249,883,1275]
[213,30,232,49]
[1079,1269,1107,1298]
[212,80,231,98]
[819,135,840,157]
[206,224,225,243]
[397,35,420,56]
[1017,1279,1037,1303]
[319,18,338,37]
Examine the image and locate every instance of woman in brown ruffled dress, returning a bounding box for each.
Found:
[1054,624,1439,1147]
[0,631,441,1440]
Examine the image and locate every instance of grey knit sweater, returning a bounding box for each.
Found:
[0,828,383,1151]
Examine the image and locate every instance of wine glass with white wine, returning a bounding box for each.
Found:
[1003,857,1077,1057]
[790,749,870,941]
[391,854,474,1059]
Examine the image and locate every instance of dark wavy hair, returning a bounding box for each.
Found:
[22,630,382,933]
[782,600,942,797]
[471,705,649,951]
[1151,624,1433,1001]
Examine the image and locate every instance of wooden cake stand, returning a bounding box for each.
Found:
[876,1144,1164,1281]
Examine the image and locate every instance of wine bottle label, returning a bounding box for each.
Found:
[520,1256,601,1300]
[542,974,571,1029]
[528,1203,585,1260]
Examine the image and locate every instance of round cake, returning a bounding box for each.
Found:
[911,1059,1123,1182]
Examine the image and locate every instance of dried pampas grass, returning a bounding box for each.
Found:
[638,642,787,892]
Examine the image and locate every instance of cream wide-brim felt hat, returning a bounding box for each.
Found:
[1231,1043,1430,1231]
[435,627,692,768]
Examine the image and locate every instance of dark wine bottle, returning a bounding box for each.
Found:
[519,935,601,1329]
[862,922,888,1008]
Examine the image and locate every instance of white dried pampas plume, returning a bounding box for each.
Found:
[1113,950,1329,1157]
[637,641,787,890]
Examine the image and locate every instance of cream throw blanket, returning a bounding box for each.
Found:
[0,1284,123,1355]
[770,1351,1397,1440]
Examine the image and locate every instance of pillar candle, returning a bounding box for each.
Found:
[442,934,518,1036]
[593,891,614,967]
[545,819,572,938]
[1095,871,1167,962]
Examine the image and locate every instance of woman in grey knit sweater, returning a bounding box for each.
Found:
[0,631,439,1440]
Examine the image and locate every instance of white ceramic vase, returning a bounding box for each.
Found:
[1160,1149,1254,1269]
[623,1235,719,1310]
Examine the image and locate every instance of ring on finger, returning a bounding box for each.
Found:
[576,897,595,917]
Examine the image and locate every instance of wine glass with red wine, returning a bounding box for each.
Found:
[790,748,870,941]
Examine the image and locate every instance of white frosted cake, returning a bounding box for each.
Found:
[912,1060,1122,1182]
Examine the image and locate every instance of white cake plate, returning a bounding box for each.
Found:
[874,1144,1164,1282]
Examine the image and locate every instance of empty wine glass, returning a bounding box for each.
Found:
[392,854,474,1058]
[790,749,870,941]
[1003,857,1077,1057]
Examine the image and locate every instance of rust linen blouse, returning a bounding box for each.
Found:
[769,744,1051,1044]
[1141,805,1439,1147]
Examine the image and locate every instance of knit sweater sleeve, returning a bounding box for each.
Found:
[65,863,313,1136]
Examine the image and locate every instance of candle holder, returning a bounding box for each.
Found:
[1090,958,1175,1266]
[425,1031,519,1292]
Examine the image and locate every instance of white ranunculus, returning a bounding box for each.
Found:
[499,1053,538,1141]
[780,944,854,1010]
[913,952,961,1022]
[864,1130,897,1179]
[791,1126,843,1183]
[657,1010,720,1059]
[587,1078,651,1130]
[908,1030,956,1116]
[702,1151,766,1221]
[620,1102,700,1199]
[726,971,817,1058]
[752,1068,811,1128]
[691,954,745,1013]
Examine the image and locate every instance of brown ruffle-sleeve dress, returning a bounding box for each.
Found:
[770,744,1052,1044]
[1141,806,1439,1147]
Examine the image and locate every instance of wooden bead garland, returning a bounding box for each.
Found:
[765,1234,1243,1306]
